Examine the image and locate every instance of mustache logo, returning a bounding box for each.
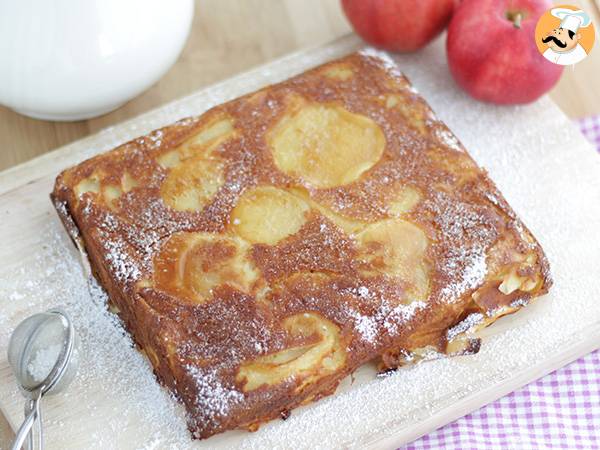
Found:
[542,35,567,48]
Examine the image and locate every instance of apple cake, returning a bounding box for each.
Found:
[51,50,551,439]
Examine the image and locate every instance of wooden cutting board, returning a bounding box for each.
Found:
[1,35,599,449]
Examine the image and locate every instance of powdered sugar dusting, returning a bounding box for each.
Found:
[435,127,464,152]
[357,286,370,298]
[80,195,188,284]
[358,47,406,84]
[439,246,488,303]
[1,34,599,449]
[100,237,142,283]
[345,297,428,345]
[0,224,190,449]
[446,313,485,341]
[347,309,379,344]
[187,366,244,430]
[420,185,497,305]
[383,301,428,336]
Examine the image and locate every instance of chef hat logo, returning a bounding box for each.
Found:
[551,7,592,33]
[534,4,595,66]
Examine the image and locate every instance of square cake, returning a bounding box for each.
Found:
[51,50,551,439]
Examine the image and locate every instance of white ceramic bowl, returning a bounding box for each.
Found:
[0,0,194,121]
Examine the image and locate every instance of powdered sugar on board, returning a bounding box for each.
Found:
[0,224,192,449]
[1,34,599,449]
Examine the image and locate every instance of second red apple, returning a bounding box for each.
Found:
[447,0,563,104]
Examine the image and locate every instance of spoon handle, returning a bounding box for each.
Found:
[10,397,39,450]
[35,399,44,450]
[24,400,33,450]
[24,397,43,450]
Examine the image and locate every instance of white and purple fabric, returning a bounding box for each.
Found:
[579,116,600,153]
[402,116,600,450]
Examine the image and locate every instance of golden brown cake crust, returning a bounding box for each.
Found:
[51,50,551,439]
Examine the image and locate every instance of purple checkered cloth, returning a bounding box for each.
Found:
[579,116,600,152]
[402,350,600,449]
[401,116,600,450]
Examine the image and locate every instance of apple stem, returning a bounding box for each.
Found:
[513,13,522,29]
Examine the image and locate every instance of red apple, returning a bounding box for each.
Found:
[342,0,457,52]
[447,0,563,104]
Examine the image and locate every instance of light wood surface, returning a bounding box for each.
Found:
[0,1,599,448]
[0,0,599,174]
